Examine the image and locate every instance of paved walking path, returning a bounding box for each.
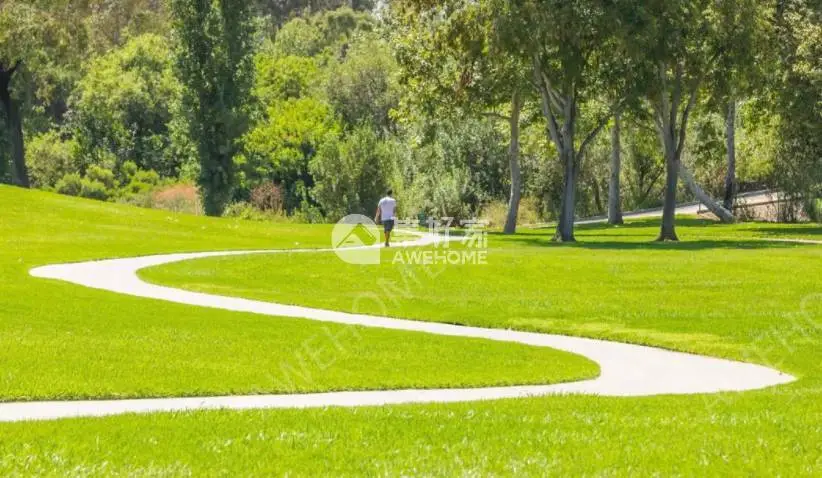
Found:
[529,190,780,227]
[3,231,801,422]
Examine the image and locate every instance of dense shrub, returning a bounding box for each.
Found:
[310,127,396,220]
[27,132,81,189]
[79,179,110,201]
[85,165,117,190]
[223,201,265,220]
[55,173,84,197]
[250,182,284,212]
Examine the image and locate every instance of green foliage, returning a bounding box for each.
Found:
[480,196,542,228]
[0,0,88,120]
[172,0,255,216]
[85,165,117,190]
[71,34,190,177]
[254,53,319,103]
[271,17,324,57]
[325,33,399,133]
[55,169,112,201]
[27,131,80,189]
[242,97,341,211]
[772,0,822,207]
[310,126,396,219]
[79,178,110,200]
[54,173,83,196]
[270,7,374,58]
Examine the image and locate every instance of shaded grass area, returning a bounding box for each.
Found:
[0,185,596,400]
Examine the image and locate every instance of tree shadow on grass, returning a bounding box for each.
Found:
[493,233,812,251]
[748,225,822,238]
[529,217,721,232]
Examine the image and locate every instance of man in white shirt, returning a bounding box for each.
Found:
[374,189,397,247]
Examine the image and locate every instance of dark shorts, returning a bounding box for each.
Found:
[382,219,395,232]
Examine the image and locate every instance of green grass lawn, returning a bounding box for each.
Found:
[2,184,822,475]
[0,185,595,401]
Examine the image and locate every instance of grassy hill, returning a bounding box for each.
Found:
[1,185,821,475]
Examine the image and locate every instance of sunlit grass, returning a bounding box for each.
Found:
[2,185,821,475]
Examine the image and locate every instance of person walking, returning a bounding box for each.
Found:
[374,189,397,247]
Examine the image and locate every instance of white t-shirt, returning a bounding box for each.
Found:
[378,196,397,221]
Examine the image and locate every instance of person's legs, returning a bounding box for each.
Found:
[382,220,394,246]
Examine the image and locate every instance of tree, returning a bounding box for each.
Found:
[242,97,341,211]
[0,60,27,187]
[608,112,623,224]
[771,0,821,218]
[392,1,533,233]
[325,32,399,135]
[172,0,256,216]
[704,2,771,211]
[622,0,761,240]
[493,0,625,241]
[0,1,83,187]
[310,125,396,219]
[71,34,190,177]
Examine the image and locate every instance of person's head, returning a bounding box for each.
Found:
[386,189,393,197]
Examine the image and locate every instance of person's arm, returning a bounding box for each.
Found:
[374,205,381,223]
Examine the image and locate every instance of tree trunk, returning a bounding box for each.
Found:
[555,140,577,242]
[591,178,603,215]
[553,98,577,243]
[723,99,736,211]
[503,90,522,234]
[658,154,680,241]
[679,163,735,223]
[0,66,29,188]
[656,113,679,241]
[608,112,624,225]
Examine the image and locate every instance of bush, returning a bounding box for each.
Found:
[134,169,160,185]
[28,132,80,189]
[85,165,117,190]
[250,182,284,212]
[310,127,395,220]
[223,201,268,221]
[55,173,83,197]
[79,178,110,201]
[151,183,202,215]
[480,197,543,229]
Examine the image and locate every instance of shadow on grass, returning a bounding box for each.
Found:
[748,225,822,237]
[492,234,811,251]
[529,217,720,232]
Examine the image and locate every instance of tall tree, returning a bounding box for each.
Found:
[623,0,761,240]
[607,112,623,225]
[392,1,532,233]
[0,61,27,187]
[172,0,255,216]
[493,0,625,241]
[0,1,84,187]
[772,0,821,218]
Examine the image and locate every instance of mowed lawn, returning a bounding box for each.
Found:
[0,184,596,402]
[1,184,821,475]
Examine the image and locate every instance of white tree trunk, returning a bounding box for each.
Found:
[679,163,735,223]
[723,99,737,211]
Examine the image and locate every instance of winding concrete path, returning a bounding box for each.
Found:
[3,232,798,422]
